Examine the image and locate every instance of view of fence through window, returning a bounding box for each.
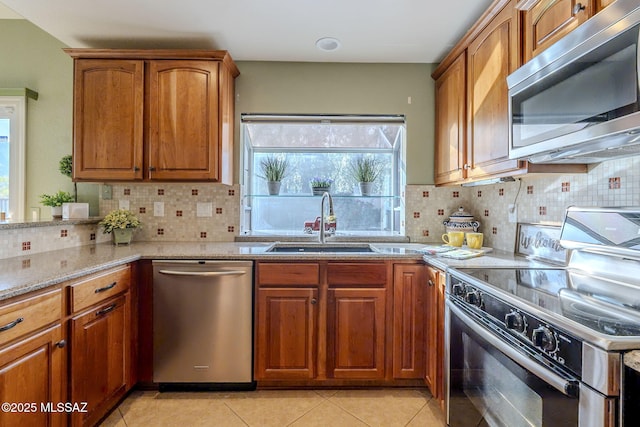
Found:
[0,119,9,214]
[241,115,405,235]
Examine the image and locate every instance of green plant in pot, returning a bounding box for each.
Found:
[259,156,289,195]
[39,191,74,219]
[99,209,141,245]
[350,157,382,196]
[309,177,333,196]
[59,154,77,202]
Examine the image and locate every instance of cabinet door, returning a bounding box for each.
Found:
[434,53,467,185]
[70,294,129,427]
[522,0,592,62]
[392,264,425,379]
[596,0,615,11]
[255,288,318,380]
[147,60,221,181]
[467,0,522,180]
[326,288,386,379]
[0,325,65,427]
[425,267,446,405]
[72,59,144,181]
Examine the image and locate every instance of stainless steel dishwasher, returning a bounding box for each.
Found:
[152,260,255,390]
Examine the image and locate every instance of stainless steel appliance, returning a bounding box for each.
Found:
[445,207,640,427]
[153,260,255,390]
[507,0,640,164]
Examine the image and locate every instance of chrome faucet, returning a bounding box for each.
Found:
[319,192,334,244]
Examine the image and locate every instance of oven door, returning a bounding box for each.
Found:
[446,298,613,427]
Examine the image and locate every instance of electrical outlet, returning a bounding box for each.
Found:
[154,202,164,217]
[118,199,130,210]
[508,204,517,223]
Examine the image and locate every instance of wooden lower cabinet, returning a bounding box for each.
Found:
[425,266,446,407]
[255,288,318,379]
[392,264,425,379]
[326,288,386,379]
[0,324,66,427]
[70,294,130,427]
[255,261,427,386]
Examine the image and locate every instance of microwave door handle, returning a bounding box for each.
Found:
[447,300,579,398]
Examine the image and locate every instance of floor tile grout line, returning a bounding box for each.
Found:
[284,395,334,426]
[403,400,429,426]
[222,401,251,427]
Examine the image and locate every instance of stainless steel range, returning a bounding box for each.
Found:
[445,207,640,427]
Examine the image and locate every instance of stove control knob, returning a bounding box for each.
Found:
[465,290,482,307]
[505,311,526,333]
[531,326,557,352]
[452,283,465,297]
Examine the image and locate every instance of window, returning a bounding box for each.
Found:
[241,115,405,236]
[0,95,27,221]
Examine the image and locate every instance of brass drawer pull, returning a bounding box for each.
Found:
[96,304,117,316]
[95,281,117,293]
[0,317,24,332]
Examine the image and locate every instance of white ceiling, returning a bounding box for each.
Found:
[0,0,493,63]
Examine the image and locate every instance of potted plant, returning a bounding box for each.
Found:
[350,157,383,196]
[59,154,77,202]
[309,177,333,196]
[259,156,289,195]
[99,208,142,245]
[39,191,75,218]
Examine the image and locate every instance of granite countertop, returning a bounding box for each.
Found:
[0,241,428,301]
[0,240,551,302]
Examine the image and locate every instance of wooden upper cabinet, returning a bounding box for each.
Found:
[65,49,239,183]
[434,53,466,185]
[147,61,220,180]
[520,0,593,62]
[72,59,144,181]
[467,0,522,180]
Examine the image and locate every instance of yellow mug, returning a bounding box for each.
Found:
[442,231,464,247]
[466,232,484,249]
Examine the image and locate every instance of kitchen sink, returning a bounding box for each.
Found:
[266,243,376,253]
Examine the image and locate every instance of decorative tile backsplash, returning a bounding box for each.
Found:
[2,157,640,259]
[0,223,109,259]
[99,183,240,242]
[406,156,640,251]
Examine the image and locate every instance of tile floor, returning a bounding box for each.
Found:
[99,388,446,427]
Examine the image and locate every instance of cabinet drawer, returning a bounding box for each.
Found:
[327,263,387,287]
[69,265,131,313]
[0,289,62,347]
[257,263,320,286]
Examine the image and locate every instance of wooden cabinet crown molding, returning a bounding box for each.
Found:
[432,0,512,80]
[63,49,240,77]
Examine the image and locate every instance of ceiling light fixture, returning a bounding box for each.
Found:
[316,37,341,52]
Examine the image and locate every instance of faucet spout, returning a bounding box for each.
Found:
[319,192,334,244]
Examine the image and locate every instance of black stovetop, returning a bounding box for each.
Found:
[458,267,640,338]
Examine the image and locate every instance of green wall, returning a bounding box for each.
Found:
[0,19,99,219]
[0,21,436,222]
[234,61,436,184]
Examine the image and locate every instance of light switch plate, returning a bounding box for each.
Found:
[118,199,130,210]
[197,202,213,217]
[154,202,165,217]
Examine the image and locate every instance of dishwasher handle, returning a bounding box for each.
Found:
[157,269,248,277]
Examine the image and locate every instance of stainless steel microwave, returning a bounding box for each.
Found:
[507,0,640,164]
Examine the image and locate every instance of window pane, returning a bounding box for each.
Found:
[0,119,8,215]
[242,116,405,236]
[246,123,400,149]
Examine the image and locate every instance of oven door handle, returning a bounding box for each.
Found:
[447,300,579,398]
